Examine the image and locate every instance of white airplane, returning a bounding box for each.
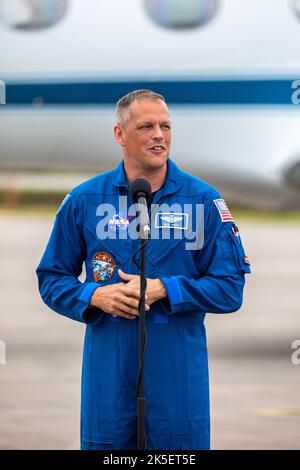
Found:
[1,0,300,208]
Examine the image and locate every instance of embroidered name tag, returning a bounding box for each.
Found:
[155,212,188,230]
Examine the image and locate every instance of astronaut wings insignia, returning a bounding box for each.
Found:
[161,215,183,223]
[155,212,188,230]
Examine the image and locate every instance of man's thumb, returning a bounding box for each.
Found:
[118,268,134,280]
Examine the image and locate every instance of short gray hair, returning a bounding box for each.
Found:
[116,89,166,126]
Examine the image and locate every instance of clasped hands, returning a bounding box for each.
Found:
[90,269,167,320]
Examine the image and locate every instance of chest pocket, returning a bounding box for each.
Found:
[85,219,132,261]
[84,217,140,288]
[147,236,185,267]
[146,230,200,283]
[146,205,200,274]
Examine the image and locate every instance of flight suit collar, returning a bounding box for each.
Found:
[112,157,184,197]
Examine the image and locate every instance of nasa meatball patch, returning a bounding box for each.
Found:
[92,252,116,283]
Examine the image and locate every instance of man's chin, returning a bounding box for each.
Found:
[146,153,168,168]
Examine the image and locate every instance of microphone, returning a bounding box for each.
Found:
[129,178,151,239]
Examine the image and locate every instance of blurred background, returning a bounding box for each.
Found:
[0,0,300,449]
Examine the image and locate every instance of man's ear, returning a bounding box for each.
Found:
[114,124,126,147]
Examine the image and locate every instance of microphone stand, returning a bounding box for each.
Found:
[129,181,151,450]
[137,224,150,450]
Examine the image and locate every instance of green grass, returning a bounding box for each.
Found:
[1,190,300,223]
[232,209,300,224]
[1,205,300,224]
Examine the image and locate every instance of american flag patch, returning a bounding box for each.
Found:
[214,199,234,222]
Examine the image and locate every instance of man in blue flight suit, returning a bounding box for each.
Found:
[36,89,251,450]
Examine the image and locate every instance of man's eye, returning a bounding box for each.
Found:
[162,125,171,130]
[139,125,151,129]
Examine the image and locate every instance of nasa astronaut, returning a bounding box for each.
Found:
[36,89,251,450]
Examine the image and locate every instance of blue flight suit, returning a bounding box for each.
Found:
[36,158,251,450]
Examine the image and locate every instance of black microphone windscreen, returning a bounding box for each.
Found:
[129,178,151,202]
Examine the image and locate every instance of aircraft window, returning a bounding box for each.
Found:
[0,0,67,30]
[144,0,218,29]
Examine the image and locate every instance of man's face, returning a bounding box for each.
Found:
[115,99,172,171]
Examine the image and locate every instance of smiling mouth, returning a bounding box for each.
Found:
[149,146,166,151]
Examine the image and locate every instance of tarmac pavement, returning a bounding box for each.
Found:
[0,213,299,450]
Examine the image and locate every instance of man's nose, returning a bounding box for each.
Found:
[152,125,163,140]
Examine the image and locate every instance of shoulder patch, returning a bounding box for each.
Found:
[213,198,234,222]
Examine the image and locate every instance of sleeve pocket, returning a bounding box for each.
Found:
[228,233,251,274]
